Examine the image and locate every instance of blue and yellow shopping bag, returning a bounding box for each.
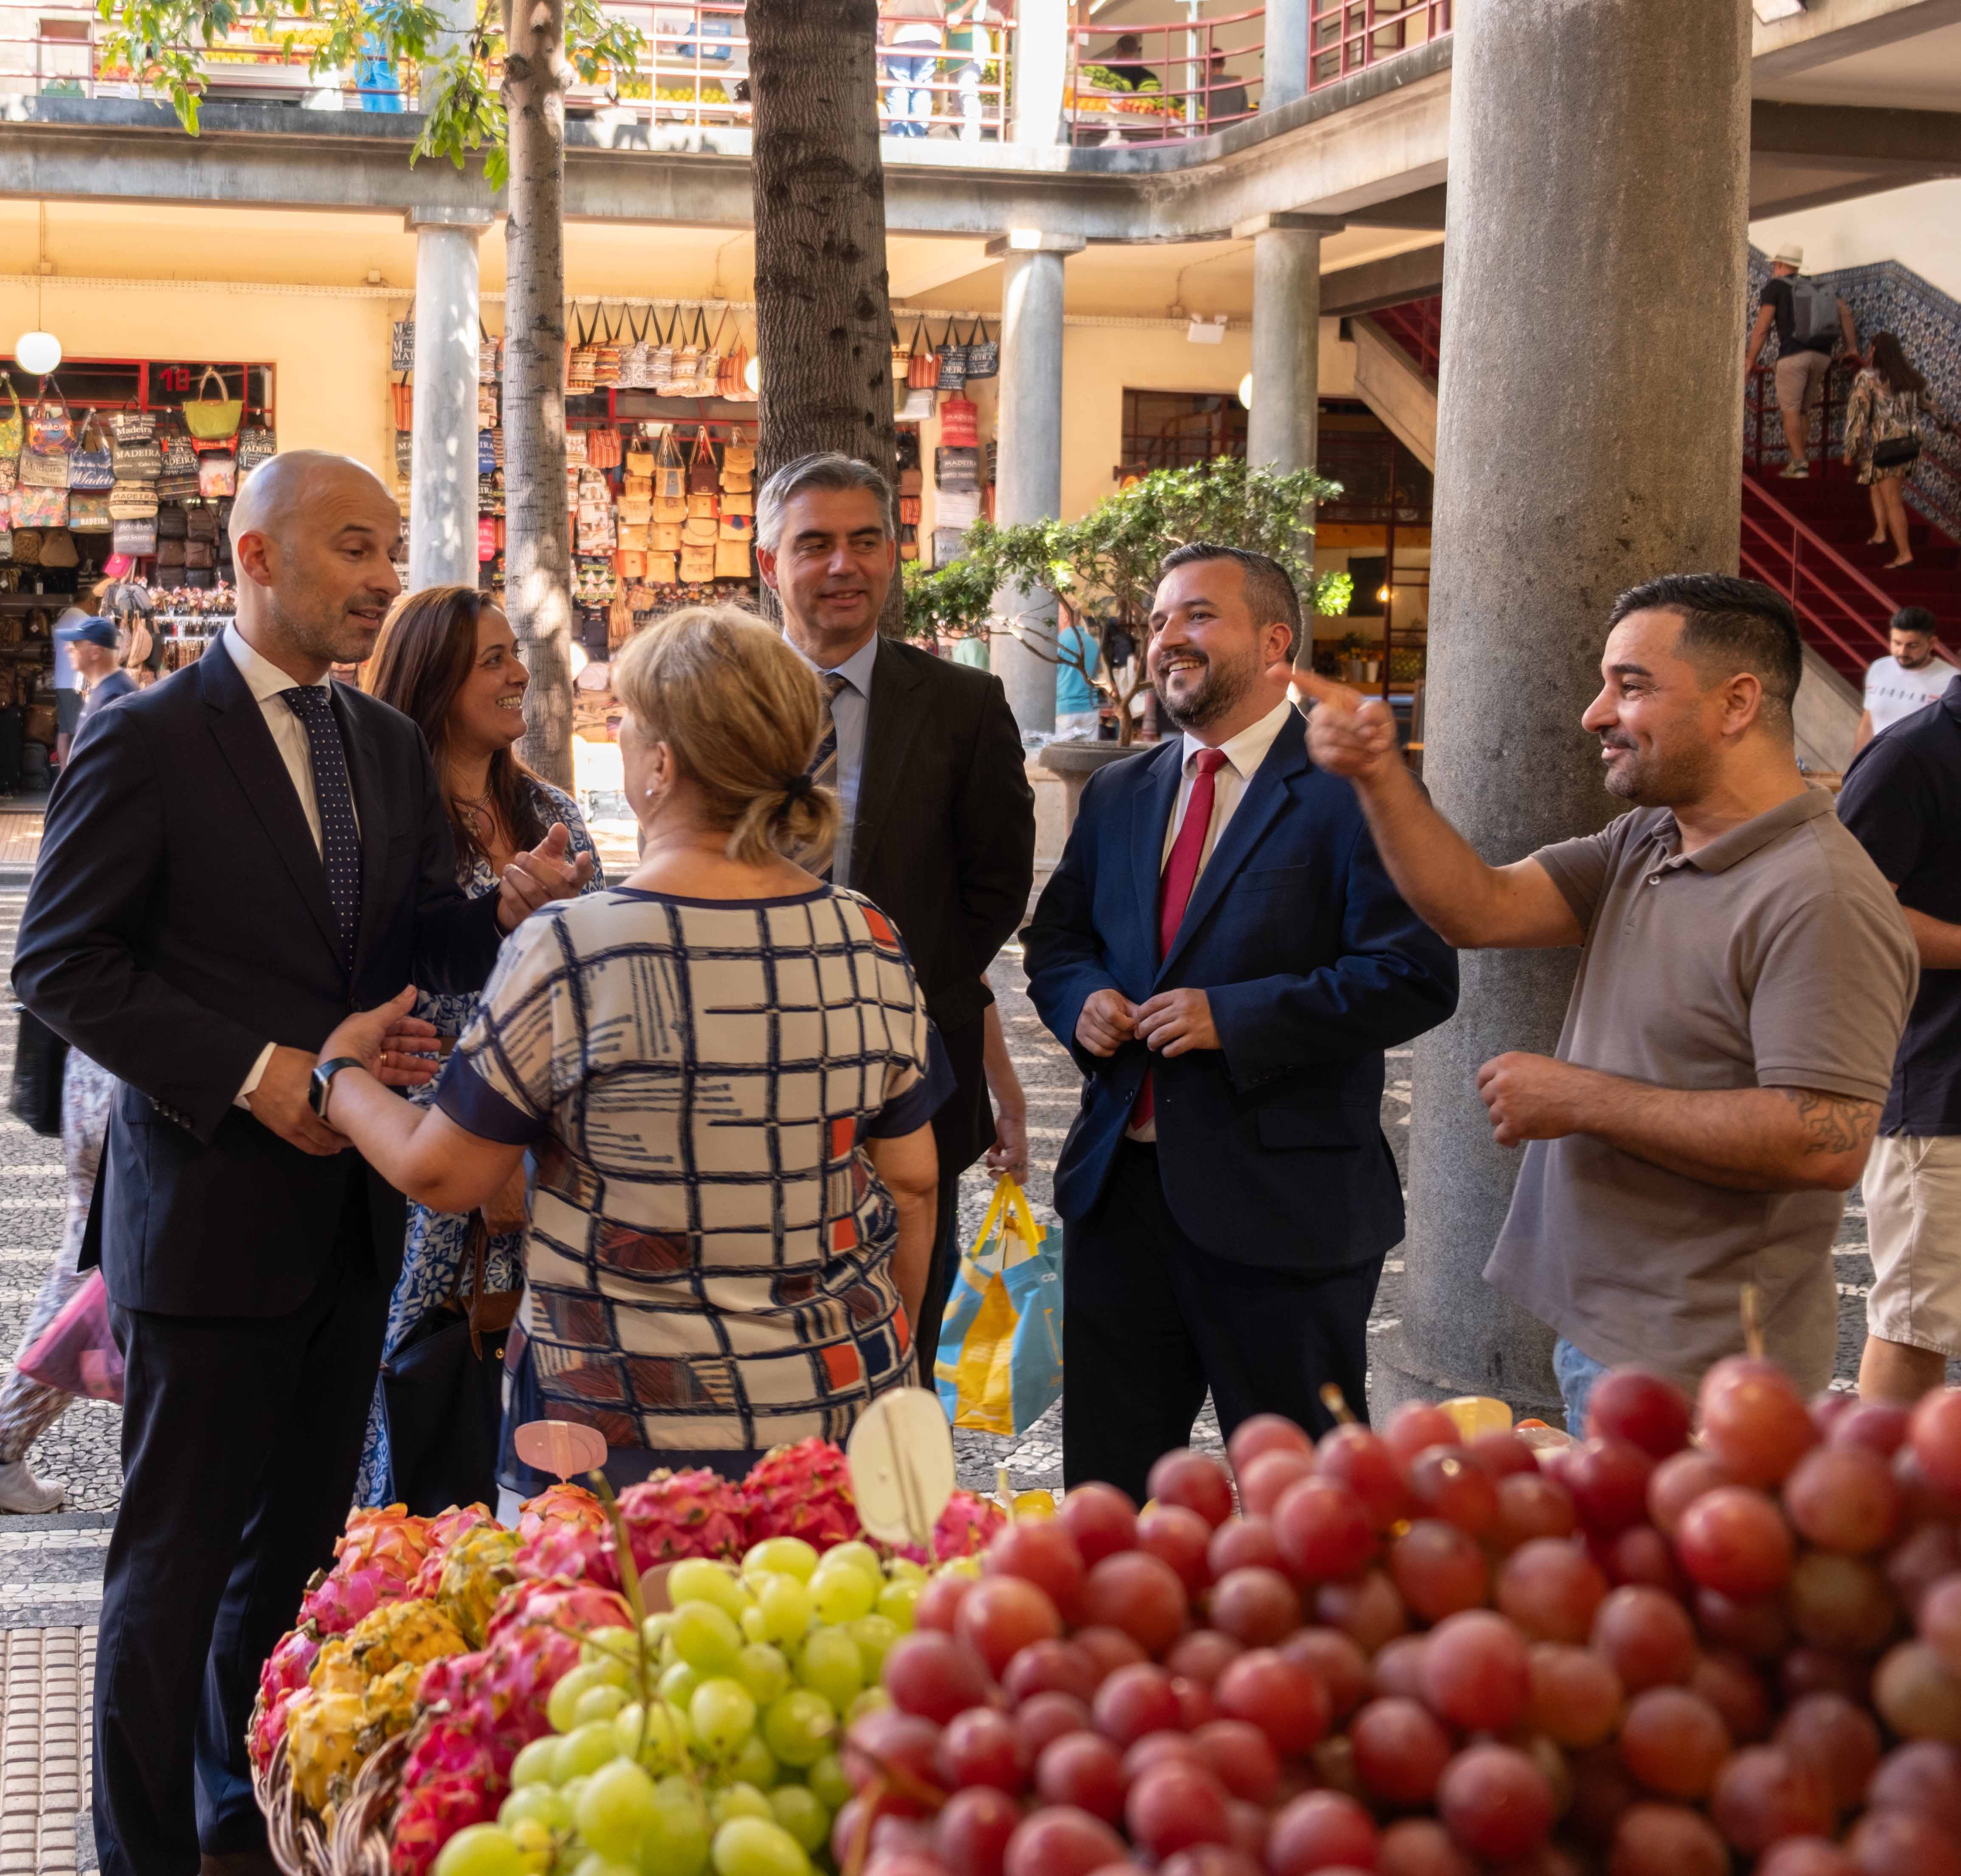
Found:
[935,1175,1064,1436]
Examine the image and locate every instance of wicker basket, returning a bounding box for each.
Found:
[332,1730,412,1876]
[255,1733,331,1876]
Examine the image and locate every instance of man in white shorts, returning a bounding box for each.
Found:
[1838,665,1961,1399]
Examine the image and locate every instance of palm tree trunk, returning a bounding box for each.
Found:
[503,0,574,786]
[747,0,903,634]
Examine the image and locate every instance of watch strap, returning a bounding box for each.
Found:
[311,1055,365,1119]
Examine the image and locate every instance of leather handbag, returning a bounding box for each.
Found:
[0,375,21,458]
[618,522,649,552]
[1872,434,1922,470]
[185,506,217,541]
[687,490,719,521]
[157,535,186,569]
[723,431,756,473]
[655,430,686,500]
[68,492,110,532]
[185,539,215,570]
[618,494,653,525]
[615,549,647,580]
[647,550,678,586]
[378,1218,519,1517]
[679,542,716,584]
[687,426,718,494]
[9,1008,67,1137]
[715,536,752,580]
[38,529,77,569]
[183,367,243,443]
[68,414,114,491]
[156,505,188,539]
[626,442,655,477]
[720,489,753,517]
[652,520,683,551]
[720,465,753,495]
[719,512,752,542]
[681,514,719,546]
[8,527,41,565]
[654,491,688,524]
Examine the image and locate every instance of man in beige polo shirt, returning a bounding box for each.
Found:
[1304,573,1916,1428]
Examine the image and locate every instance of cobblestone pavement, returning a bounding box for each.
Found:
[0,840,1938,1876]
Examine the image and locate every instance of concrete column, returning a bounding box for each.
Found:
[405,205,492,592]
[1011,0,1070,147]
[986,232,1080,739]
[1378,0,1750,1423]
[1263,0,1310,112]
[1237,213,1340,476]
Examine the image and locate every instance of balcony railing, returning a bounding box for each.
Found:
[2,0,1455,139]
[1065,9,1264,148]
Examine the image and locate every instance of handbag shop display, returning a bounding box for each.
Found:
[0,357,273,598]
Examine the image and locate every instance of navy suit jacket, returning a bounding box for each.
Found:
[1022,709,1458,1272]
[13,637,504,1317]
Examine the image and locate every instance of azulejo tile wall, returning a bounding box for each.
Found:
[1746,246,1960,539]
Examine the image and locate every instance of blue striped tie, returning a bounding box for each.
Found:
[281,686,363,971]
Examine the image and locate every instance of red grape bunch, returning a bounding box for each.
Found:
[837,1374,1961,1876]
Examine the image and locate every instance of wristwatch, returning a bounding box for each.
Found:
[310,1056,364,1123]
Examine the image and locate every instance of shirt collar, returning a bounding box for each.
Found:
[1655,786,1837,876]
[224,623,330,704]
[790,631,879,698]
[1182,695,1296,781]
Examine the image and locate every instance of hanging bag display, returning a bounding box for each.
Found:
[9,486,67,530]
[650,306,679,393]
[718,318,748,400]
[0,374,21,459]
[619,305,653,390]
[199,453,237,499]
[236,421,277,478]
[965,317,999,379]
[67,413,114,491]
[674,308,708,394]
[913,318,943,392]
[723,429,755,475]
[183,367,243,444]
[679,542,716,584]
[391,317,416,371]
[110,435,161,481]
[391,374,413,433]
[891,320,910,383]
[593,306,623,388]
[478,320,500,385]
[21,384,72,486]
[111,517,156,556]
[714,536,751,580]
[67,492,110,532]
[936,321,969,394]
[686,424,719,494]
[626,438,656,477]
[696,309,729,398]
[654,429,687,504]
[566,306,599,394]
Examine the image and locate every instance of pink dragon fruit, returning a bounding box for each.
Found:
[332,1504,433,1583]
[248,1628,323,1777]
[388,1719,500,1876]
[739,1439,863,1550]
[405,1505,497,1602]
[616,1468,747,1564]
[514,1482,607,1545]
[297,1564,401,1638]
[884,1490,1009,1566]
[509,1519,616,1588]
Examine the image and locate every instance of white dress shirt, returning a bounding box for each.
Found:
[1132,695,1298,1140]
[221,624,357,1106]
[786,632,878,885]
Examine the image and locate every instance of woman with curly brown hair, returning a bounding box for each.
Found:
[1846,331,1931,571]
[353,585,605,1511]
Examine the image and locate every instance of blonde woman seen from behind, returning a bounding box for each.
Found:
[305,605,942,1497]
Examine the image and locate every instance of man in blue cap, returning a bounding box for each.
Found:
[54,616,135,745]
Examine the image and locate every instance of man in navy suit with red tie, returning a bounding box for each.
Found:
[1023,543,1457,1498]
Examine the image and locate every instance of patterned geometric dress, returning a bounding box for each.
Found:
[353,778,603,1508]
[430,882,933,1491]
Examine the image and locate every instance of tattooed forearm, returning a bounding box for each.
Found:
[1779,1087,1880,1157]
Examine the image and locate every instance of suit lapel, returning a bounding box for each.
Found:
[333,682,388,975]
[848,640,927,887]
[1131,738,1185,949]
[200,638,341,966]
[1156,711,1308,985]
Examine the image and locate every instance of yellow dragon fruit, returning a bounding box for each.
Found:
[739,1438,862,1550]
[283,1685,370,1817]
[434,1525,521,1648]
[405,1505,498,1602]
[348,1597,469,1677]
[360,1659,425,1743]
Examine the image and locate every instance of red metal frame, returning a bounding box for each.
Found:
[1309,0,1450,91]
[0,354,273,424]
[1739,475,1912,673]
[1370,295,1441,380]
[1065,8,1265,148]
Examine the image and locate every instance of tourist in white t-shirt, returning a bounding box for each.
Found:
[1857,607,1956,753]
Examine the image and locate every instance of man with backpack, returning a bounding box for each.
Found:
[1746,242,1858,478]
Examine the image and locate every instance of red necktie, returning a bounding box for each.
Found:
[1132,747,1228,1131]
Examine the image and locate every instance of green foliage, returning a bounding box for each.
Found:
[1315,567,1354,616]
[94,0,640,181]
[900,551,998,643]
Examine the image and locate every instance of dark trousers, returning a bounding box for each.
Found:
[915,1013,990,1387]
[1062,1139,1382,1503]
[94,1188,389,1876]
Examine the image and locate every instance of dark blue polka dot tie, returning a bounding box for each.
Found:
[281,686,363,972]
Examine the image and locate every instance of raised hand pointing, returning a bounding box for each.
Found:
[497,822,595,931]
[1296,668,1402,786]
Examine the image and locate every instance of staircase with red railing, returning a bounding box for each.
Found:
[1359,299,1959,683]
